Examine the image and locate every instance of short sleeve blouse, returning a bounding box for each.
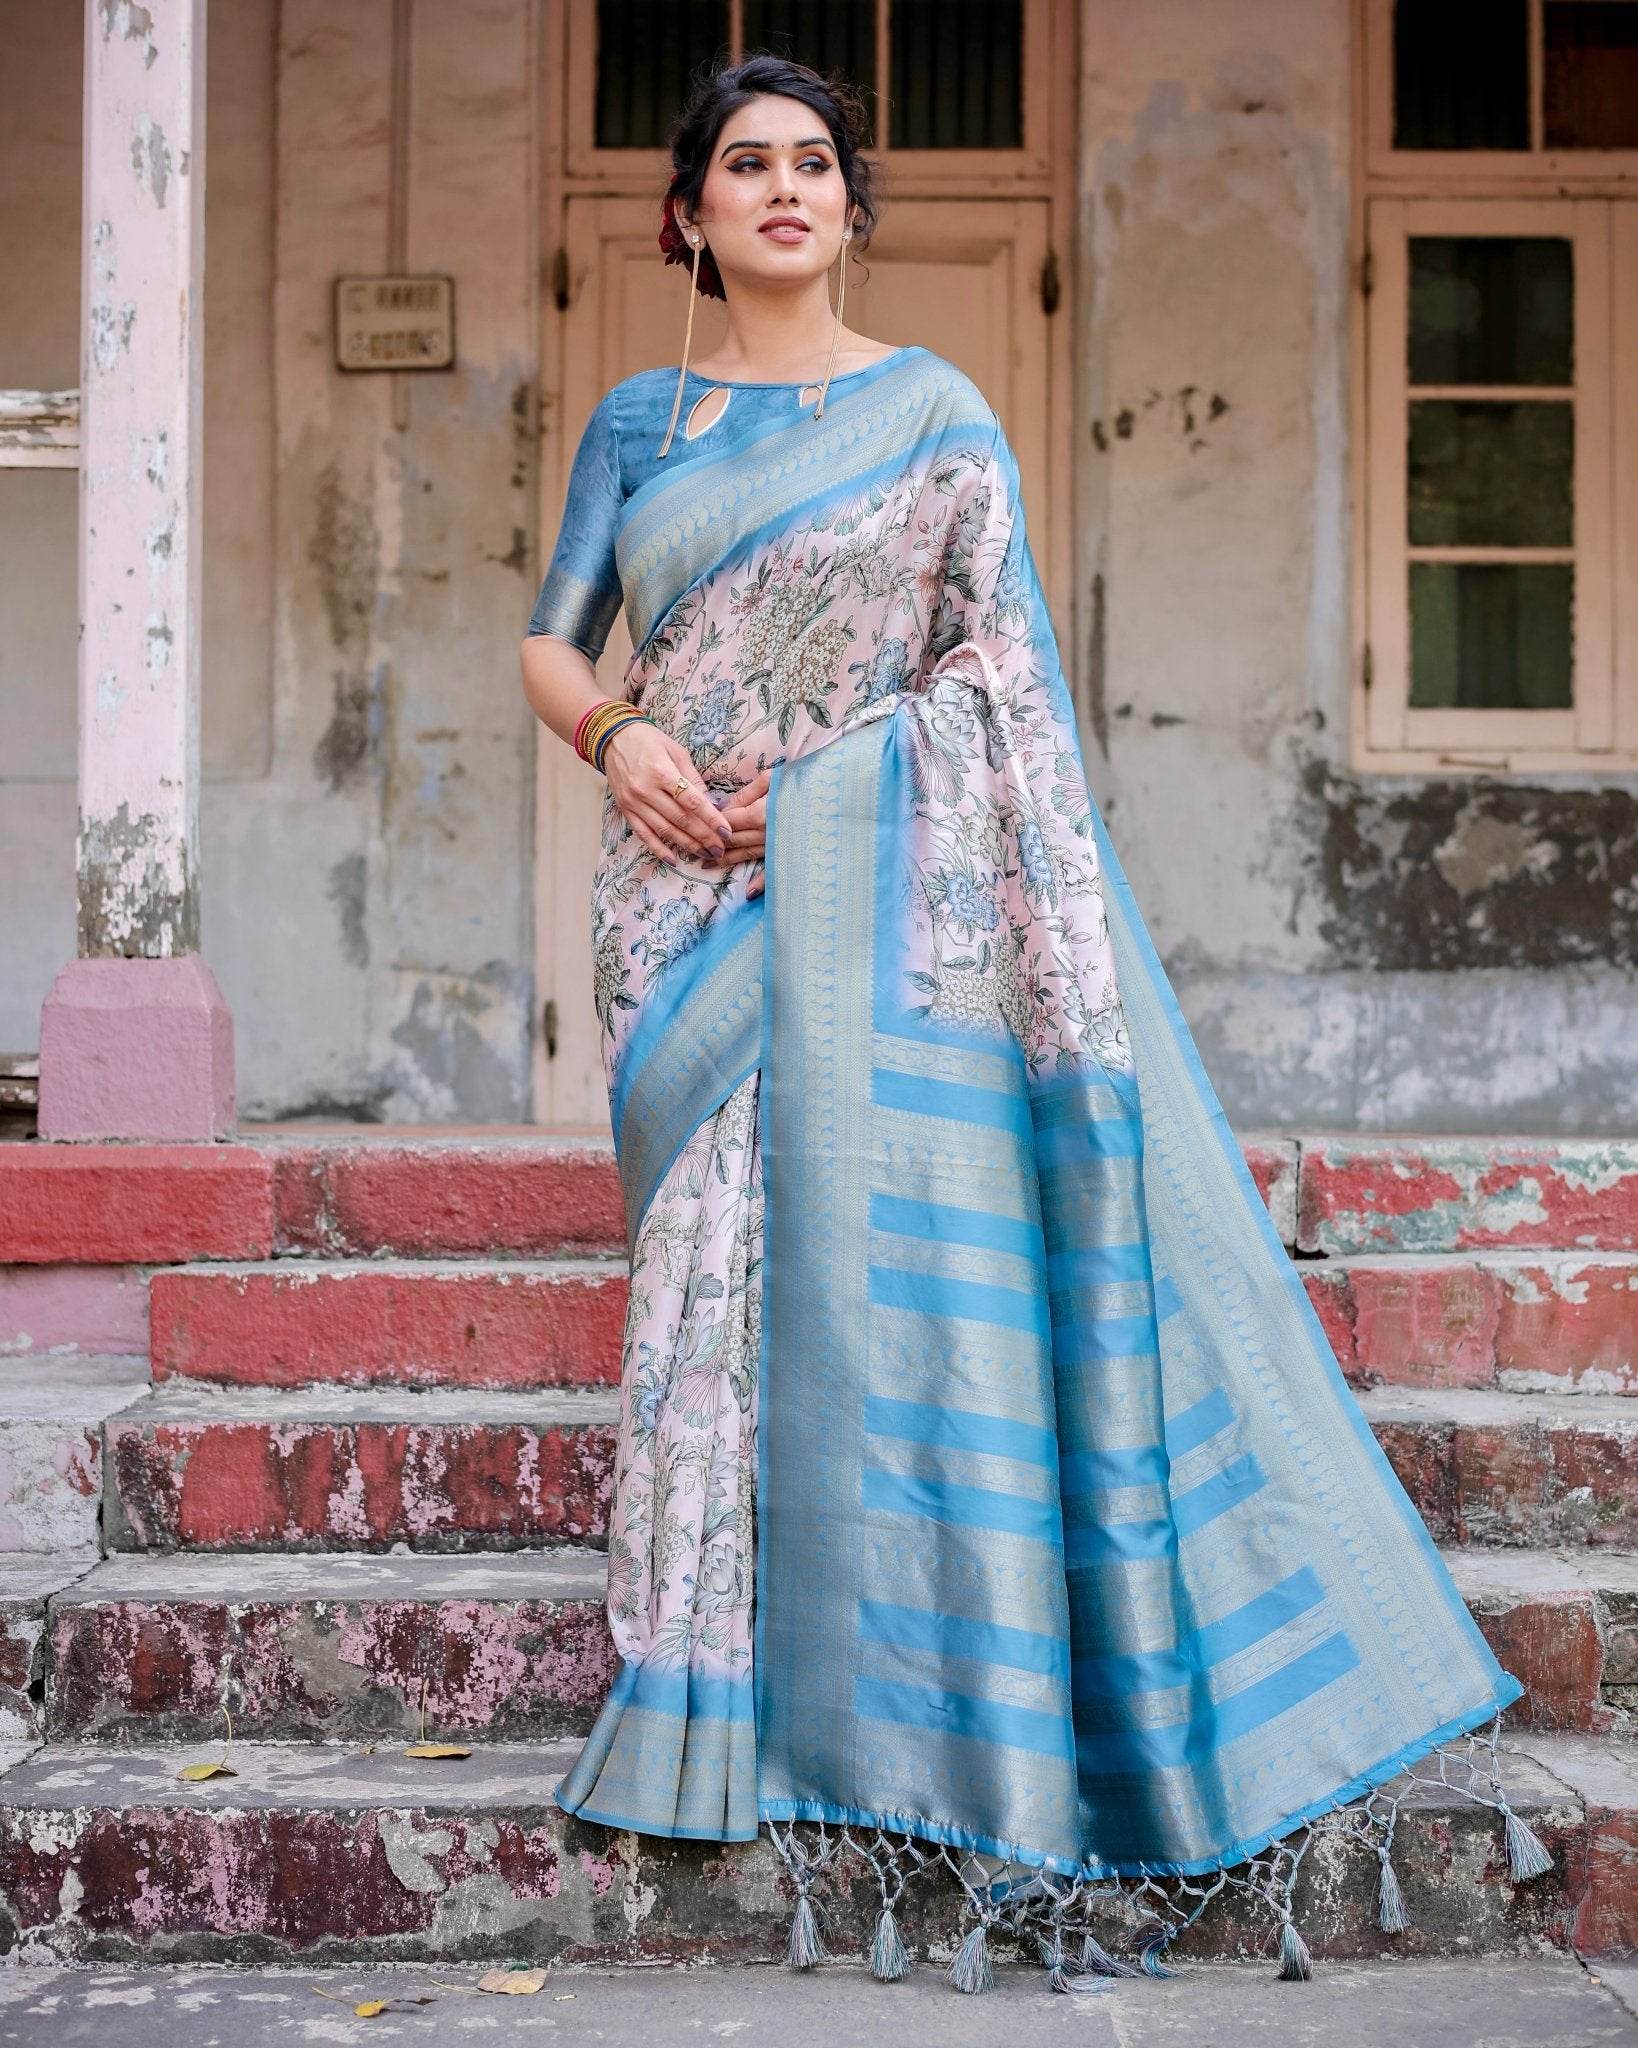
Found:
[526,392,625,662]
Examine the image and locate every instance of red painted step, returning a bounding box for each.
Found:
[1366,1388,1638,1550]
[46,1550,617,1743]
[150,1259,627,1390]
[0,1145,275,1264]
[39,1546,1637,1747]
[104,1385,619,1553]
[1297,1139,1638,1257]
[1305,1254,1638,1397]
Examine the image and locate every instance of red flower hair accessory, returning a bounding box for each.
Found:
[659,179,726,301]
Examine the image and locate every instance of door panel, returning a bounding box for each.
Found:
[533,194,1056,1126]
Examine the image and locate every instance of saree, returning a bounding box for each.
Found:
[526,345,1546,1989]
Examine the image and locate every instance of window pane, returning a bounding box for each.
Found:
[596,1,729,149]
[1408,238,1573,387]
[1409,562,1573,708]
[1545,1,1638,147]
[890,0,1022,148]
[743,2,877,143]
[1393,0,1529,149]
[1408,401,1573,547]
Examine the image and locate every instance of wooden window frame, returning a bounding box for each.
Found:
[562,0,1059,188]
[1352,0,1638,775]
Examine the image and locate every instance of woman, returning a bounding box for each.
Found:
[519,54,1546,1995]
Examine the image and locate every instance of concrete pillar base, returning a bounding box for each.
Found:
[38,957,236,1142]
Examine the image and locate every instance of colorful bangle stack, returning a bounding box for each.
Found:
[573,697,650,772]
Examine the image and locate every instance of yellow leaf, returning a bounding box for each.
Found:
[353,2001,388,2017]
[403,1742,472,1759]
[176,1761,239,1781]
[476,1968,548,1995]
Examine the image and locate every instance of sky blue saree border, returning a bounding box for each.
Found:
[1086,800,1518,1665]
[753,1690,1521,1883]
[609,889,764,1254]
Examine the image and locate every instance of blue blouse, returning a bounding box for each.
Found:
[525,351,919,660]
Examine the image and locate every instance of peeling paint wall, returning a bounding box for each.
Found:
[4,1,540,1120]
[7,2,1633,1129]
[1075,0,1638,1131]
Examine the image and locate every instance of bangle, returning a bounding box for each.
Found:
[576,699,651,772]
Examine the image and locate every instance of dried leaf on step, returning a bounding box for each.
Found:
[353,2001,388,2017]
[403,1742,473,1759]
[178,1705,238,1780]
[476,1968,548,1995]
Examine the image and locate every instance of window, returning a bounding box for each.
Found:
[571,0,1044,178]
[1356,1,1638,771]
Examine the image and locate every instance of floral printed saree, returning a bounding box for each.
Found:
[525,345,1545,1990]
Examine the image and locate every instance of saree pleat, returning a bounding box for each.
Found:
[540,345,1541,1971]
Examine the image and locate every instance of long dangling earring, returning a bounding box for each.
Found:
[811,223,852,423]
[657,229,704,459]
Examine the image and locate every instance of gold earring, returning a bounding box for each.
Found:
[812,224,853,423]
[657,230,704,459]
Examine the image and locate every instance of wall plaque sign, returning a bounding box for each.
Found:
[334,276,455,371]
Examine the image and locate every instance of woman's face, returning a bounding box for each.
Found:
[685,93,852,291]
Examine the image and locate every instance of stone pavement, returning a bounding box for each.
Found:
[0,1958,1635,2046]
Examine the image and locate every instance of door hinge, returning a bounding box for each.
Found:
[542,997,558,1058]
[1361,643,1373,693]
[1360,246,1374,298]
[1040,247,1061,317]
[550,246,570,312]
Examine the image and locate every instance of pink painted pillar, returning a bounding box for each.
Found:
[38,0,235,1141]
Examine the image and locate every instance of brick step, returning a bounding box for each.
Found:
[126,1249,1638,1399]
[44,1550,616,1744]
[35,1546,1638,1747]
[104,1384,619,1554]
[0,1734,1630,1964]
[0,1357,152,1554]
[0,1555,99,1745]
[1307,1253,1638,1398]
[150,1259,627,1390]
[1297,1139,1638,1256]
[100,1382,1635,1557]
[1447,1549,1638,1734]
[1365,1388,1638,1550]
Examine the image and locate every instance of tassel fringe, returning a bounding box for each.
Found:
[870,1905,909,1981]
[945,1918,994,1994]
[747,1723,1553,1996]
[1277,1918,1313,1983]
[1504,1808,1554,1882]
[786,1889,827,1969]
[1376,1849,1411,1934]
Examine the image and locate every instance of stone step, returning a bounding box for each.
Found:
[1297,1139,1638,1257]
[0,1734,1630,1964]
[36,1545,1638,1747]
[103,1384,619,1554]
[0,1357,153,1553]
[0,1132,1301,1265]
[1447,1549,1638,1734]
[101,1380,1635,1558]
[45,1550,616,1743]
[150,1259,627,1390]
[0,1554,100,1745]
[1305,1253,1638,1398]
[1365,1388,1638,1550]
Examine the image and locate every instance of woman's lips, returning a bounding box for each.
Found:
[759,222,809,240]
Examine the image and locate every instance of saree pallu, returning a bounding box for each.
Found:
[547,349,1543,1985]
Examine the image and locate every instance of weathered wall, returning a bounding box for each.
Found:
[3,0,540,1121]
[1074,0,1638,1131]
[8,1,1633,1130]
